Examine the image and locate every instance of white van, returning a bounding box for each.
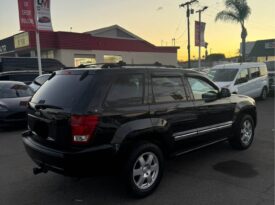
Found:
[208,63,269,100]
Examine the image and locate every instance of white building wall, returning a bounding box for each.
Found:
[55,49,178,67]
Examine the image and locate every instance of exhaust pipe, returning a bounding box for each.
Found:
[33,166,48,175]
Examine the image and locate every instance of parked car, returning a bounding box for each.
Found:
[22,66,257,197]
[0,81,34,127]
[265,61,275,93]
[0,71,42,85]
[0,57,65,73]
[29,74,51,92]
[208,63,269,100]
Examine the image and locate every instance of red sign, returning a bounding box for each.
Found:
[18,0,36,31]
[195,21,206,47]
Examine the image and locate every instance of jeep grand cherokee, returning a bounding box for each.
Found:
[22,66,257,197]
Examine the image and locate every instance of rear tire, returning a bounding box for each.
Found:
[229,115,255,150]
[260,87,268,100]
[123,142,164,198]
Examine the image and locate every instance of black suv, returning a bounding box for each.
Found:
[22,66,257,197]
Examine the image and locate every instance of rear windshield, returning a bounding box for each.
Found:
[208,68,238,82]
[31,74,93,109]
[0,83,33,98]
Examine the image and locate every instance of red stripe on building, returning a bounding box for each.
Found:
[28,31,178,53]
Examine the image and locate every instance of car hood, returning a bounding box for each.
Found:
[0,97,31,111]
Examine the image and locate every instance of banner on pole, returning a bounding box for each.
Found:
[18,0,36,31]
[35,0,53,31]
[195,21,206,47]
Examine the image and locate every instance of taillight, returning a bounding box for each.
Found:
[71,115,99,145]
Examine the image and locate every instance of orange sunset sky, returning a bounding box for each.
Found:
[0,0,274,61]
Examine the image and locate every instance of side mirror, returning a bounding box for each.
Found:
[220,88,231,98]
[202,91,218,102]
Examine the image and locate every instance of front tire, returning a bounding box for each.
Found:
[229,115,255,150]
[123,142,164,198]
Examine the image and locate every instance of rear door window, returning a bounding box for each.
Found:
[105,74,144,107]
[152,76,187,103]
[31,74,93,110]
[259,66,268,76]
[235,69,249,85]
[249,67,260,79]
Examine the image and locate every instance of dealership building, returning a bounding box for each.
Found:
[0,25,179,67]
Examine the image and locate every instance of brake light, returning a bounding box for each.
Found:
[71,115,99,144]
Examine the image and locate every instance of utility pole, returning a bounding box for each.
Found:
[180,0,198,68]
[196,6,208,70]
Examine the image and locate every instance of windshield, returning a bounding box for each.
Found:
[31,74,93,110]
[0,83,34,98]
[208,69,238,82]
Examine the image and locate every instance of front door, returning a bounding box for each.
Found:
[186,75,236,144]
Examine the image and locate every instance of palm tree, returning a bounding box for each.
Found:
[215,0,251,62]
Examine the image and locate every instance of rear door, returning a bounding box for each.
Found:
[235,68,250,95]
[149,71,198,152]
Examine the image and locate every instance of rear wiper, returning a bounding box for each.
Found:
[35,104,63,110]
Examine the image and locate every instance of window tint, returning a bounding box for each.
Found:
[0,83,33,98]
[249,67,260,79]
[32,74,93,110]
[259,66,268,76]
[235,69,249,85]
[187,77,218,100]
[105,74,144,107]
[35,74,50,85]
[152,77,187,103]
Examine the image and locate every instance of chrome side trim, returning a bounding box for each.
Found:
[174,131,198,141]
[174,138,228,156]
[173,121,233,141]
[198,121,233,135]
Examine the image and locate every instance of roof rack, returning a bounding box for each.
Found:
[78,61,177,69]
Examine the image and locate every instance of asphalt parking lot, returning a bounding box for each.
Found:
[0,97,274,205]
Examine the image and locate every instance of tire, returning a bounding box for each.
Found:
[123,142,164,198]
[229,114,255,150]
[260,87,268,100]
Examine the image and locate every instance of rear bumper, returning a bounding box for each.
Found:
[22,134,118,176]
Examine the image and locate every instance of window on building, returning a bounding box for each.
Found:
[104,55,123,63]
[152,77,187,103]
[105,74,144,107]
[74,54,96,67]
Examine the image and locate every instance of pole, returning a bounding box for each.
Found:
[198,11,201,69]
[35,31,42,75]
[180,0,198,69]
[196,6,208,70]
[187,4,191,68]
[34,0,42,75]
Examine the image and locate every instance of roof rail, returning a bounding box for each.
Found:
[78,61,177,69]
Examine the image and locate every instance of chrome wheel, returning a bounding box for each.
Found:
[133,152,159,190]
[240,120,253,145]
